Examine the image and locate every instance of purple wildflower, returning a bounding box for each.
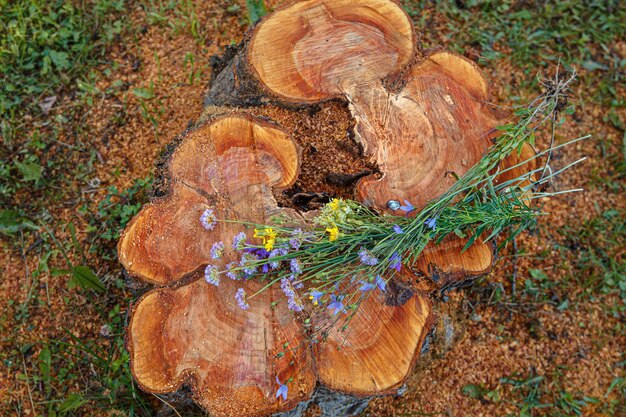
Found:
[275,377,288,401]
[392,224,404,234]
[358,248,379,266]
[327,294,345,315]
[290,258,302,275]
[289,228,304,250]
[210,241,224,260]
[203,264,219,286]
[399,200,415,213]
[309,290,324,305]
[239,252,259,277]
[232,232,247,250]
[268,247,288,270]
[200,208,217,230]
[358,280,375,292]
[281,278,303,312]
[225,262,240,280]
[375,275,387,292]
[388,252,402,272]
[235,288,249,310]
[425,217,437,230]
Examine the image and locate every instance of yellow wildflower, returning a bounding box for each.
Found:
[326,226,339,242]
[328,198,341,211]
[254,228,277,251]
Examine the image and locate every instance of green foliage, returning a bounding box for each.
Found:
[402,0,626,106]
[26,305,151,415]
[83,177,152,253]
[558,208,626,301]
[0,0,125,121]
[246,0,268,24]
[463,370,609,417]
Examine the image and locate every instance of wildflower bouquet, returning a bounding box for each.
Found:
[199,71,585,319]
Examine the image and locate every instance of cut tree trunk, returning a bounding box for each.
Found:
[119,1,536,416]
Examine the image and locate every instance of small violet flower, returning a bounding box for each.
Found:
[358,248,379,266]
[392,224,404,234]
[327,294,345,315]
[399,200,415,213]
[235,288,249,310]
[375,275,387,292]
[200,208,217,230]
[210,241,224,260]
[268,247,288,270]
[203,264,220,286]
[388,252,402,272]
[232,232,247,250]
[359,276,387,293]
[239,252,259,277]
[290,258,302,275]
[289,228,305,250]
[425,217,437,230]
[309,290,324,305]
[281,278,303,312]
[275,377,288,401]
[225,262,240,280]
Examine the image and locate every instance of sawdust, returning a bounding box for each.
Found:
[1,0,624,415]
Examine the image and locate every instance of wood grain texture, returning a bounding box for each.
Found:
[120,113,433,416]
[118,115,300,285]
[121,115,308,416]
[121,0,538,414]
[129,276,316,417]
[248,0,415,102]
[351,51,500,213]
[314,291,432,395]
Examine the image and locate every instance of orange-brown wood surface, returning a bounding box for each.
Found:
[314,291,432,395]
[120,0,537,414]
[248,0,415,102]
[120,114,433,416]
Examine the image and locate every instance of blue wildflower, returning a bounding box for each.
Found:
[358,280,375,292]
[425,217,437,230]
[200,208,217,230]
[203,264,220,286]
[327,294,345,315]
[239,252,259,277]
[289,228,304,250]
[290,258,302,275]
[388,252,402,272]
[268,247,288,270]
[375,275,387,292]
[309,290,324,305]
[225,262,239,280]
[235,288,249,310]
[281,278,303,312]
[399,200,415,213]
[392,224,404,234]
[275,377,288,401]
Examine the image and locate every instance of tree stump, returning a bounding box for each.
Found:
[119,1,535,415]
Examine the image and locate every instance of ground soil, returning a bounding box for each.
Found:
[1,0,624,416]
